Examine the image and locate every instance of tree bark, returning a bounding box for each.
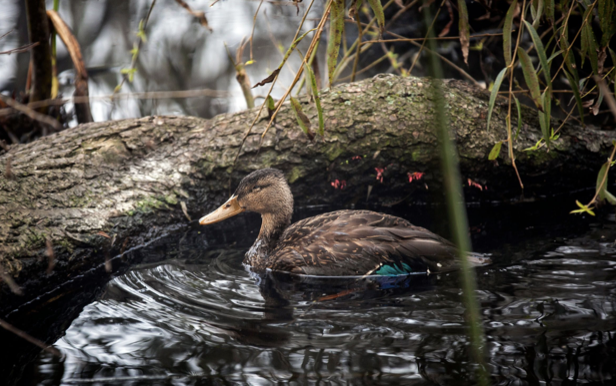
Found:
[1,74,614,311]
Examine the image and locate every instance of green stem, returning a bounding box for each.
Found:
[422,5,489,386]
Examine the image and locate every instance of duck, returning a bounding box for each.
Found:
[199,168,489,276]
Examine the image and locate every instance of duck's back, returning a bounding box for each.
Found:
[267,210,462,276]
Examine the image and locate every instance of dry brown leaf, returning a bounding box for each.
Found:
[252,69,280,88]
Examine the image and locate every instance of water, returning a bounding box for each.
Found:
[7,202,616,385]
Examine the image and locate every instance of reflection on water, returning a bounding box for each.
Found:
[17,205,616,385]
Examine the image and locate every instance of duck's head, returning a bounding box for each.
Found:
[199,168,293,226]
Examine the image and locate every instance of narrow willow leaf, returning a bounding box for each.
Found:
[488,141,503,160]
[604,190,616,205]
[531,0,544,29]
[610,48,616,101]
[514,95,522,139]
[503,0,518,67]
[559,29,579,82]
[290,97,314,140]
[545,0,555,23]
[596,162,610,202]
[366,0,385,33]
[523,21,550,86]
[564,69,584,124]
[598,0,616,47]
[584,22,599,74]
[327,0,345,86]
[487,67,507,131]
[517,47,543,111]
[304,63,324,136]
[282,28,317,66]
[539,90,551,147]
[546,49,563,64]
[457,0,470,65]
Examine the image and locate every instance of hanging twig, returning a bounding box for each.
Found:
[0,94,62,131]
[0,318,63,358]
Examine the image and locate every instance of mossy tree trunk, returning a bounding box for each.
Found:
[1,74,614,311]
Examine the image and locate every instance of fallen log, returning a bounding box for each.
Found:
[1,74,614,312]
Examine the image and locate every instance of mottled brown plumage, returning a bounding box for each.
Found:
[199,168,488,276]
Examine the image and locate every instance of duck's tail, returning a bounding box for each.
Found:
[466,252,492,267]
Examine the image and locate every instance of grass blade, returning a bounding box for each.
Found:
[523,20,550,86]
[327,0,345,86]
[514,95,522,139]
[290,97,314,140]
[564,69,584,125]
[487,67,507,131]
[559,27,579,82]
[503,0,518,67]
[304,62,324,136]
[545,0,555,23]
[584,22,599,74]
[531,0,544,29]
[366,0,385,33]
[539,90,551,147]
[517,47,543,111]
[457,0,470,64]
[599,0,616,47]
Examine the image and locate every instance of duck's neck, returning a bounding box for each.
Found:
[246,211,292,271]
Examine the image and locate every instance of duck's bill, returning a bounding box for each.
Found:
[199,195,245,225]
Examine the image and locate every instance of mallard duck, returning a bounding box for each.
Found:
[199,168,489,276]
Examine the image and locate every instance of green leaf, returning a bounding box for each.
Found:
[137,19,147,43]
[539,90,552,147]
[488,141,503,160]
[570,200,596,216]
[524,138,543,151]
[610,48,616,101]
[545,0,555,23]
[598,0,616,47]
[304,62,324,136]
[327,0,345,86]
[487,67,507,131]
[523,21,551,87]
[283,28,317,68]
[564,69,584,125]
[531,0,544,29]
[120,68,137,82]
[265,95,276,119]
[546,50,563,64]
[290,97,314,140]
[581,6,599,74]
[513,95,522,139]
[457,0,470,65]
[596,162,614,203]
[366,0,385,33]
[559,27,579,83]
[517,47,543,111]
[503,0,518,67]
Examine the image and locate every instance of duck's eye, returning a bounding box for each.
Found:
[252,186,262,193]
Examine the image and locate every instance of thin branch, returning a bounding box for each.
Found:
[115,0,157,93]
[0,94,62,131]
[408,0,448,75]
[0,42,39,55]
[0,318,63,358]
[0,89,231,117]
[231,0,321,167]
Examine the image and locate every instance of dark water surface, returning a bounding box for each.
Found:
[9,202,616,385]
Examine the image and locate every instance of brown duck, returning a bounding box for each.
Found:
[199,168,489,276]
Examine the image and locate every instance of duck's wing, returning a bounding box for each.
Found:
[268,210,462,276]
